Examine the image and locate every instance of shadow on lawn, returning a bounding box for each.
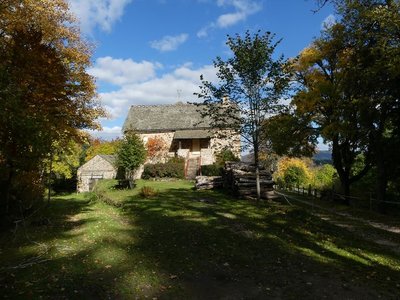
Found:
[1,188,400,299]
[122,189,400,299]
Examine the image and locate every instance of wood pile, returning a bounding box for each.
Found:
[195,176,223,190]
[224,162,275,199]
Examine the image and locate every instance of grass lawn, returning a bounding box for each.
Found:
[1,179,399,299]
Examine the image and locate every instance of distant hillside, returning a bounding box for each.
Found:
[241,150,332,164]
[313,150,332,164]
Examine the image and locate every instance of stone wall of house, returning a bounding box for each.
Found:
[138,132,175,163]
[200,148,214,165]
[77,156,117,193]
[210,129,241,159]
[177,148,190,159]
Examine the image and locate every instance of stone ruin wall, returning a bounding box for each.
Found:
[77,156,117,193]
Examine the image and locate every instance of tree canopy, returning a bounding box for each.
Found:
[269,0,400,205]
[197,30,291,199]
[116,133,146,179]
[0,0,105,215]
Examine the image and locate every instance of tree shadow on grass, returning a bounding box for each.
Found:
[1,187,399,299]
[117,188,400,299]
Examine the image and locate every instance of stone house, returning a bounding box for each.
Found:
[122,102,241,178]
[77,155,117,192]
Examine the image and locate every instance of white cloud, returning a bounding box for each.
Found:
[197,0,262,37]
[68,0,132,34]
[88,57,161,86]
[321,14,336,30]
[150,34,189,52]
[91,58,218,119]
[88,126,122,140]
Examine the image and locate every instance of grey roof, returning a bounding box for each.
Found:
[98,154,117,165]
[122,102,212,132]
[174,130,211,139]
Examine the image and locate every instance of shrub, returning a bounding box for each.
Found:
[215,147,240,166]
[116,132,146,178]
[312,164,337,189]
[140,186,158,198]
[142,158,185,179]
[274,157,312,189]
[283,165,309,189]
[201,164,223,176]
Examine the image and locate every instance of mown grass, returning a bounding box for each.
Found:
[0,179,399,299]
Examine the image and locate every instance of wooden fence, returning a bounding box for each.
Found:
[276,184,400,212]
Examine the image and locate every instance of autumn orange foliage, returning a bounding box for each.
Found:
[146,136,168,160]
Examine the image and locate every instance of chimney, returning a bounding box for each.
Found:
[222,94,230,105]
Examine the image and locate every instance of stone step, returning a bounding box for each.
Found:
[186,159,199,179]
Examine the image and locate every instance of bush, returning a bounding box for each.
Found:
[116,132,146,178]
[142,158,185,179]
[283,165,308,189]
[140,186,158,198]
[201,164,223,176]
[216,148,240,166]
[312,164,337,189]
[274,157,312,189]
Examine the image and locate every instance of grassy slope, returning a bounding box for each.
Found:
[0,179,399,299]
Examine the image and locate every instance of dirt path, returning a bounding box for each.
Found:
[276,191,400,254]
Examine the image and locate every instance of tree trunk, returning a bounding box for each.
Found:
[254,145,261,201]
[376,150,387,213]
[47,151,53,206]
[342,177,350,206]
[4,162,14,214]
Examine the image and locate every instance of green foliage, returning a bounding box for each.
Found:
[116,133,146,178]
[313,164,337,189]
[197,31,291,159]
[282,0,400,203]
[283,166,309,189]
[197,30,292,199]
[44,140,82,180]
[274,157,312,189]
[201,164,223,176]
[215,148,240,166]
[262,113,317,157]
[142,158,185,179]
[85,138,121,162]
[0,0,105,217]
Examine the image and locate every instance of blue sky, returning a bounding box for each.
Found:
[68,0,334,145]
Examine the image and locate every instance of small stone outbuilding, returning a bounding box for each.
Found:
[77,155,117,193]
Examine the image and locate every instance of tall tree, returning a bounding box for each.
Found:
[0,0,104,214]
[197,30,291,200]
[313,0,400,206]
[290,25,372,203]
[116,133,146,180]
[336,0,400,208]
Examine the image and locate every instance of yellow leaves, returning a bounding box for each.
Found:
[300,46,320,65]
[274,157,313,184]
[293,46,321,73]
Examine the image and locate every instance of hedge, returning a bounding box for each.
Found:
[142,159,185,179]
